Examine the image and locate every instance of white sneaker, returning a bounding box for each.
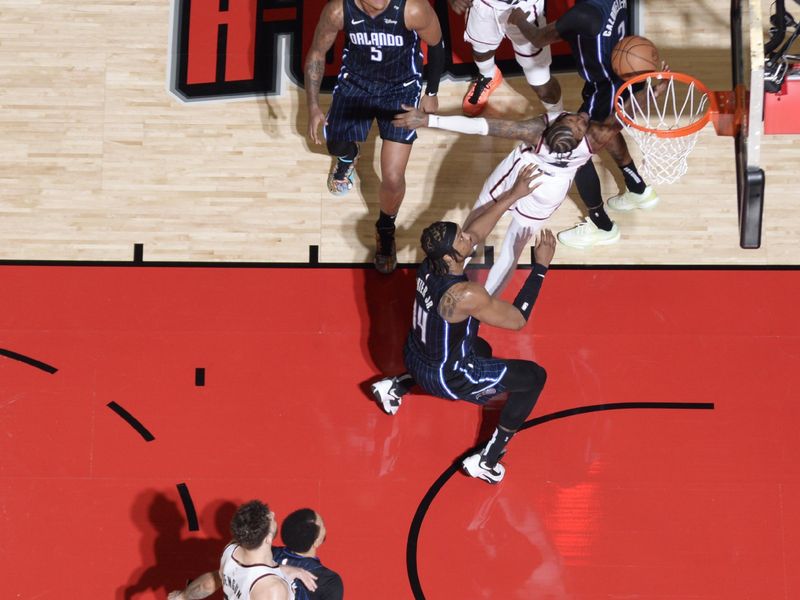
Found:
[607,186,659,211]
[371,377,403,415]
[462,453,506,484]
[557,217,620,249]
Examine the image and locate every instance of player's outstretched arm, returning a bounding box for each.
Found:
[167,571,221,600]
[440,281,527,331]
[392,105,546,146]
[439,231,554,331]
[304,0,344,144]
[278,565,318,592]
[463,164,541,245]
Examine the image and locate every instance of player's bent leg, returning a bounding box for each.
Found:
[529,77,563,116]
[463,359,546,484]
[513,48,563,120]
[374,140,413,274]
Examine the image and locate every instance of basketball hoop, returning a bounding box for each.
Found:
[614,72,740,184]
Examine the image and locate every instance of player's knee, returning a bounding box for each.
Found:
[516,55,550,90]
[522,361,547,389]
[326,139,358,159]
[381,172,406,195]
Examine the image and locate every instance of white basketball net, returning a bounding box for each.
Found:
[615,75,711,184]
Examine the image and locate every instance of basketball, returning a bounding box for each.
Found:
[611,36,661,80]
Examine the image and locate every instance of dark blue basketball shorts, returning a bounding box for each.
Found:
[580,79,642,122]
[324,73,421,145]
[404,349,511,406]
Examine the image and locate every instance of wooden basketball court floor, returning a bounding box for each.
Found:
[1,0,800,598]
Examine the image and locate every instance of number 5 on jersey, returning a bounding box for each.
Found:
[370,47,383,62]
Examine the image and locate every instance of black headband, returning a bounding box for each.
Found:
[422,221,458,260]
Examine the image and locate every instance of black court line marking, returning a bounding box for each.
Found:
[406,401,715,600]
[133,243,144,263]
[106,401,155,442]
[309,245,319,265]
[195,367,205,387]
[176,483,200,531]
[484,246,494,267]
[0,348,58,374]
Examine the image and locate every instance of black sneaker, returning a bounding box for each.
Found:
[374,225,397,274]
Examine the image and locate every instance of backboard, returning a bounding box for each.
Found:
[732,0,766,249]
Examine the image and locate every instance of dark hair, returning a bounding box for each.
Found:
[280,508,320,553]
[230,500,272,550]
[544,115,579,156]
[421,221,459,275]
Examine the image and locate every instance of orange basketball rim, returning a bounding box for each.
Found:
[614,71,745,138]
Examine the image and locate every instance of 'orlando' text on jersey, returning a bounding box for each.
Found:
[341,0,423,87]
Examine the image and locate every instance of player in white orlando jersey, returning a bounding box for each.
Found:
[393,78,666,293]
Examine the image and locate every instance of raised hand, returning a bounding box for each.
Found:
[508,8,530,27]
[279,565,318,592]
[510,163,542,198]
[533,229,556,267]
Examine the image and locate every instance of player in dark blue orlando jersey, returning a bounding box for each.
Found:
[508,0,660,250]
[371,164,554,485]
[305,0,445,274]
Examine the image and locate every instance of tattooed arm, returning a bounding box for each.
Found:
[392,104,547,146]
[439,281,527,330]
[463,164,542,244]
[484,116,547,146]
[304,0,344,144]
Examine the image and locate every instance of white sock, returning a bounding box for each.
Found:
[475,57,496,79]
[541,98,564,121]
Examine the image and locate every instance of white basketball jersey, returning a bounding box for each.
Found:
[481,0,539,12]
[220,543,295,600]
